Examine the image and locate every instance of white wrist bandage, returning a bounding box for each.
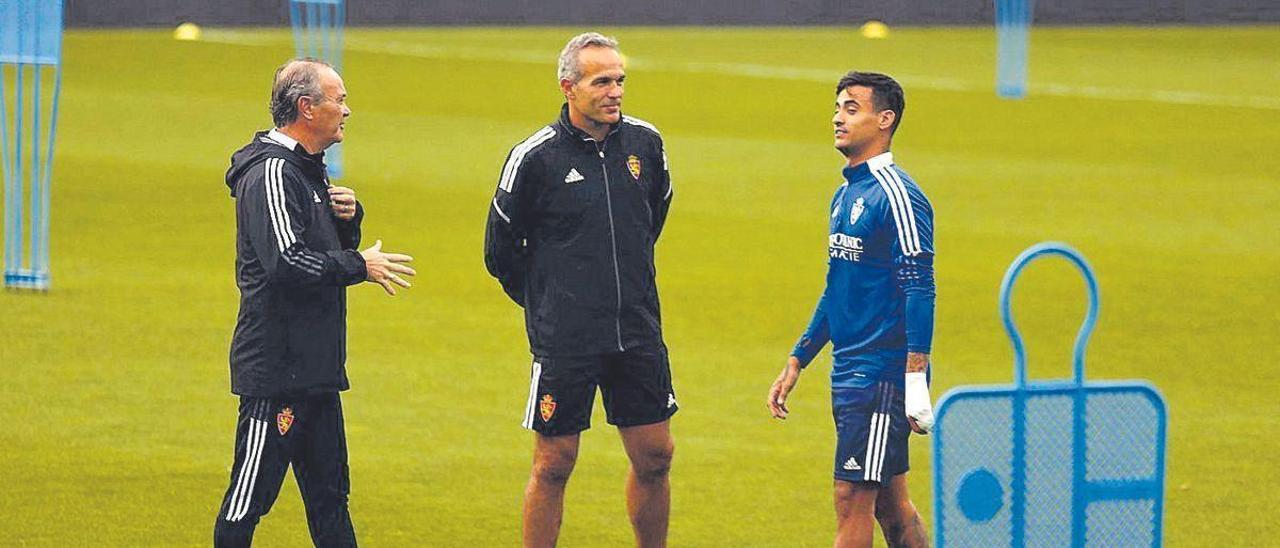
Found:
[904,371,935,433]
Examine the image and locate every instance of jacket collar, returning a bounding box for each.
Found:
[256,129,328,184]
[842,151,894,182]
[264,128,327,169]
[265,128,326,162]
[266,128,301,151]
[556,103,621,143]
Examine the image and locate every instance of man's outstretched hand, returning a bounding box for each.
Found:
[360,240,415,295]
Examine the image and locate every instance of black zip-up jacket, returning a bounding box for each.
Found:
[485,105,674,357]
[225,130,367,397]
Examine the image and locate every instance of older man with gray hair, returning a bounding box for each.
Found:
[484,33,677,547]
[214,58,414,547]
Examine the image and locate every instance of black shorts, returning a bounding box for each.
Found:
[521,343,678,436]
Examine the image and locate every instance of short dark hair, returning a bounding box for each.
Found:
[835,71,905,136]
[270,58,333,127]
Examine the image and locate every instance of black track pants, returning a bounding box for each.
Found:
[213,393,356,547]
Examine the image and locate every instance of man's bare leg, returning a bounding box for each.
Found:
[873,474,929,548]
[523,433,581,548]
[834,479,879,548]
[618,421,675,548]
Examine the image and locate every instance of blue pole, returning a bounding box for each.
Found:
[39,63,59,282]
[35,71,45,279]
[306,2,318,57]
[996,0,1032,99]
[32,3,41,280]
[290,1,304,58]
[32,63,43,282]
[1011,389,1026,548]
[2,64,15,277]
[334,1,344,71]
[288,0,345,179]
[15,61,25,272]
[319,2,330,61]
[1152,399,1168,547]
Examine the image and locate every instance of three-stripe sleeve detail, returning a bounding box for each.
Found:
[499,127,556,193]
[263,158,324,276]
[622,115,660,135]
[521,361,543,429]
[263,159,290,253]
[870,166,922,256]
[884,168,922,253]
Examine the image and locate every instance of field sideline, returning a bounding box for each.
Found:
[1,26,1277,545]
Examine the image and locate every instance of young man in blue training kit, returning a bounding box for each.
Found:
[767,71,936,548]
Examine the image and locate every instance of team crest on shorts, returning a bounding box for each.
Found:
[277,407,295,435]
[539,395,557,422]
[627,155,641,180]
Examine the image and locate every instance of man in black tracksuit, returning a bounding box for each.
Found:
[483,33,676,547]
[215,59,413,547]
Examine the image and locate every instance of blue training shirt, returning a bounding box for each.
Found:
[791,152,936,389]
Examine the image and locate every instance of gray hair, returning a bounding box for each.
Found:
[270,58,333,127]
[557,32,619,83]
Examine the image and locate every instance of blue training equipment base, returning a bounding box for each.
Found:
[933,242,1167,547]
[2,0,64,291]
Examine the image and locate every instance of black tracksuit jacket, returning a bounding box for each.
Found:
[484,105,674,357]
[224,131,367,397]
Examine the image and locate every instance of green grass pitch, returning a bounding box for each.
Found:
[1,25,1277,545]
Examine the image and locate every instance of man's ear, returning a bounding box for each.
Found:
[560,78,575,100]
[298,95,315,121]
[879,110,896,131]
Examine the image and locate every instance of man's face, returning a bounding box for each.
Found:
[308,67,350,149]
[563,47,625,127]
[832,86,889,156]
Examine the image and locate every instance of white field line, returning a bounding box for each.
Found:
[203,30,1280,111]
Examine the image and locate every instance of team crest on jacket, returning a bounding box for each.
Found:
[850,197,866,224]
[277,407,295,435]
[539,395,557,422]
[627,155,641,180]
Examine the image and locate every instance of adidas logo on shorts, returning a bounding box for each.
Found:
[843,456,862,471]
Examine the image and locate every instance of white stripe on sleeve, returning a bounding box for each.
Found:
[263,159,289,253]
[622,115,661,135]
[870,167,918,256]
[883,167,921,254]
[499,127,555,193]
[270,160,297,247]
[263,158,324,275]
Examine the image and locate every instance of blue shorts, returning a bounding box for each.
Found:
[832,381,911,484]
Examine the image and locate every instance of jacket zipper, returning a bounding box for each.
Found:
[595,142,626,352]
